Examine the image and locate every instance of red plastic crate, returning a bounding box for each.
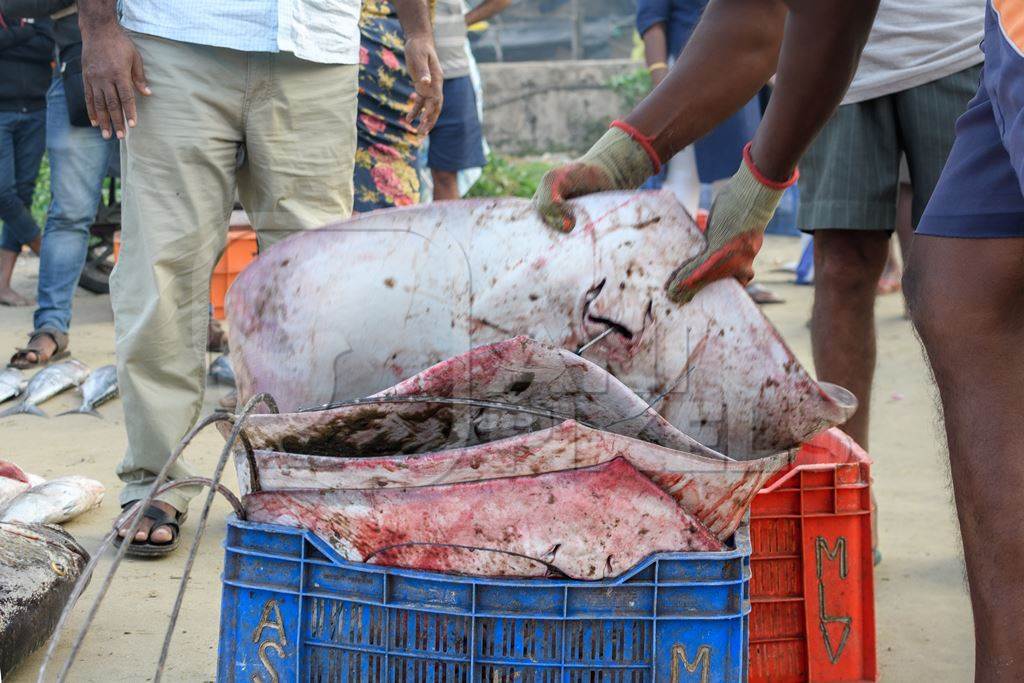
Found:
[210,229,258,320]
[749,428,877,682]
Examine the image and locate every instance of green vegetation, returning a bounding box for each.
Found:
[31,154,50,226]
[465,155,554,199]
[607,67,653,109]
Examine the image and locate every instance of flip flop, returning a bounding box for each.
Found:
[746,282,786,305]
[114,502,188,558]
[8,329,70,370]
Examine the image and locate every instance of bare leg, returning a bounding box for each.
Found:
[811,230,890,448]
[905,235,1024,681]
[877,240,901,295]
[0,248,30,306]
[894,181,913,259]
[431,169,460,201]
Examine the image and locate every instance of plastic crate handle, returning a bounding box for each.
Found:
[758,462,840,495]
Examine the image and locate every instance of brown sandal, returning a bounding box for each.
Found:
[8,329,70,370]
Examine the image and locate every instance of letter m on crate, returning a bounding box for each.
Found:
[671,644,712,682]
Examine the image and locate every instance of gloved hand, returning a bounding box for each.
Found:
[533,121,661,232]
[665,143,797,304]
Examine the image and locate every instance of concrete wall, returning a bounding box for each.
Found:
[478,59,641,156]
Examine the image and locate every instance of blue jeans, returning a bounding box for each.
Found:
[33,78,118,334]
[0,108,46,253]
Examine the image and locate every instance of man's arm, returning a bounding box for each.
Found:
[465,0,511,27]
[392,0,444,135]
[533,0,877,209]
[78,0,150,140]
[628,0,876,181]
[636,0,670,87]
[640,23,669,88]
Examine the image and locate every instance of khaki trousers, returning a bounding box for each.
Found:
[112,33,357,510]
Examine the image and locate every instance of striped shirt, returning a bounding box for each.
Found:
[433,0,469,78]
[120,0,361,64]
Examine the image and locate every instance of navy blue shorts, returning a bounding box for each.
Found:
[427,76,487,172]
[918,2,1024,237]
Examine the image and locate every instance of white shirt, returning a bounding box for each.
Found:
[120,0,362,64]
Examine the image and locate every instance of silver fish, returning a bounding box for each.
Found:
[0,368,25,404]
[58,364,118,418]
[0,360,90,418]
[208,354,235,387]
[0,476,106,525]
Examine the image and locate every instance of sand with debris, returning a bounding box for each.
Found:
[0,235,972,681]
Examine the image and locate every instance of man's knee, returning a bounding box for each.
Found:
[814,230,890,291]
[905,241,1021,351]
[432,169,459,201]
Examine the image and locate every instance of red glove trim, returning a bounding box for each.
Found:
[610,120,662,174]
[743,142,799,190]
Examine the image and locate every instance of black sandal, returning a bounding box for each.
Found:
[9,329,70,370]
[114,502,188,558]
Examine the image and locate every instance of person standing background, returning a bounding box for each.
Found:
[799,0,985,452]
[78,0,440,555]
[0,10,52,307]
[427,0,509,201]
[2,0,120,369]
[353,0,444,211]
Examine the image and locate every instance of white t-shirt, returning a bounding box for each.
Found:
[842,0,985,105]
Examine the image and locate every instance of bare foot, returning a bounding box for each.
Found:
[118,500,179,544]
[877,247,902,295]
[0,287,30,307]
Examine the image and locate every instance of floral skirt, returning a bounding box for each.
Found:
[353,2,424,211]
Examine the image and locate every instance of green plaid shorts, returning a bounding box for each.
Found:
[798,64,982,232]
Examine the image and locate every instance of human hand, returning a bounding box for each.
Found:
[404,34,443,135]
[664,144,795,303]
[82,25,150,140]
[533,123,660,232]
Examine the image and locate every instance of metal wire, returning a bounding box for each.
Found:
[151,476,246,519]
[38,411,230,683]
[153,393,277,681]
[574,326,614,355]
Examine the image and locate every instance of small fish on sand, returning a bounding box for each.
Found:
[0,367,25,404]
[0,476,106,525]
[0,360,90,418]
[58,364,118,418]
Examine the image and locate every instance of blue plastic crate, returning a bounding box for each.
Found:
[218,515,751,682]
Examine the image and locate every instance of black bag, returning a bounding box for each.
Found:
[60,42,92,127]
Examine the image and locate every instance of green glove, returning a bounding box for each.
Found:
[533,122,660,232]
[665,143,797,304]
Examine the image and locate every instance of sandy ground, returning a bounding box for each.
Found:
[0,235,972,682]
